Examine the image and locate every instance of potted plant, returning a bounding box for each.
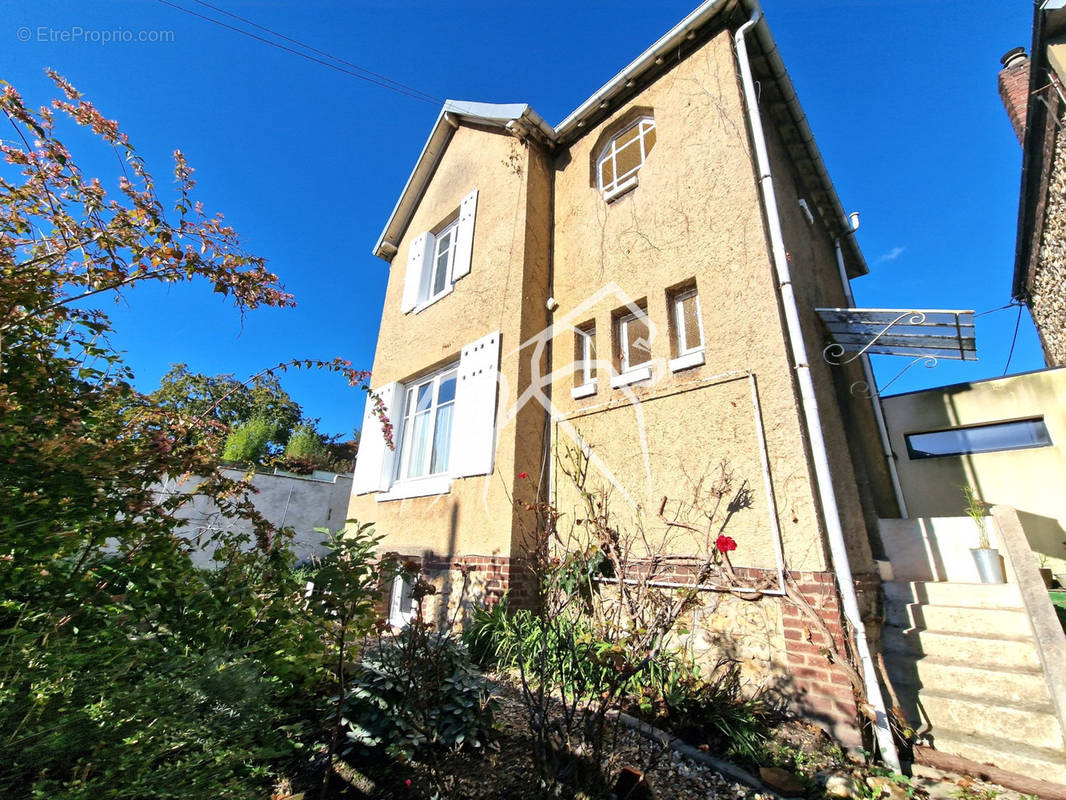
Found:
[1037,553,1055,589]
[963,486,1005,583]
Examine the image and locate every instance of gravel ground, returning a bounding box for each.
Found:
[314,675,1025,800]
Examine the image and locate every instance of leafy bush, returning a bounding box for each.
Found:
[222,415,279,463]
[654,658,772,763]
[464,601,771,763]
[345,625,496,761]
[285,423,328,460]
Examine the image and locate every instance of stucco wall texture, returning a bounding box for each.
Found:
[347,127,551,559]
[882,367,1066,572]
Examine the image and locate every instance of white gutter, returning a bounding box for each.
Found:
[735,6,901,772]
[832,236,909,519]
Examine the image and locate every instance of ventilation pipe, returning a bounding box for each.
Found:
[734,5,901,772]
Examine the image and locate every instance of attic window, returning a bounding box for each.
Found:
[596,117,656,201]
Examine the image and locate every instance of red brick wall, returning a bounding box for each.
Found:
[999,53,1031,144]
[420,553,538,610]
[780,571,861,744]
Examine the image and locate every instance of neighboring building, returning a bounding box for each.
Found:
[168,467,353,568]
[881,367,1066,576]
[349,0,903,749]
[1000,2,1066,366]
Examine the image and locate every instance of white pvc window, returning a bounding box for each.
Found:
[597,117,656,199]
[575,323,597,386]
[617,308,651,373]
[672,288,704,356]
[395,365,458,480]
[419,219,458,304]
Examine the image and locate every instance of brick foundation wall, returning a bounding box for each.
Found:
[779,571,862,746]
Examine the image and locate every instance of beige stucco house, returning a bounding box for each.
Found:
[349,0,904,753]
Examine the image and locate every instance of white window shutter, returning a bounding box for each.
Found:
[450,188,478,281]
[450,329,500,477]
[401,232,434,314]
[352,382,400,494]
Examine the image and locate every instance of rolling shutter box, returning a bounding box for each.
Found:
[450,329,500,477]
[352,382,400,495]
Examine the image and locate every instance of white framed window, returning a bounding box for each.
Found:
[389,574,415,627]
[617,308,651,373]
[419,219,458,305]
[400,188,479,314]
[394,365,458,481]
[668,286,705,372]
[611,306,653,389]
[352,330,501,499]
[572,323,597,399]
[596,117,656,200]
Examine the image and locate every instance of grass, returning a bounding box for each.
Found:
[1050,590,1066,634]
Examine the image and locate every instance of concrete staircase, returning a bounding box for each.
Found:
[881,579,1066,783]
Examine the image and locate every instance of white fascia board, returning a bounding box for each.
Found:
[372,101,554,261]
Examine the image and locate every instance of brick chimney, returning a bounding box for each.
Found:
[999,47,1031,144]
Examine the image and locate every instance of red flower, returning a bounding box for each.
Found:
[715,535,737,553]
[405,779,412,788]
[518,471,528,479]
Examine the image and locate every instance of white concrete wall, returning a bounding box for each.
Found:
[165,468,353,568]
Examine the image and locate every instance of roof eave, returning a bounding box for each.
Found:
[372,101,555,261]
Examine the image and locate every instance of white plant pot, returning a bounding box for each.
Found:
[971,548,1005,584]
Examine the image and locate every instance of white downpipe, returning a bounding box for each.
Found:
[832,237,909,519]
[735,8,901,772]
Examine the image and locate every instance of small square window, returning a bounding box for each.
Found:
[616,305,651,373]
[575,323,597,386]
[596,117,656,200]
[671,287,704,357]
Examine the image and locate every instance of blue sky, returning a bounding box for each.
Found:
[4,0,1040,438]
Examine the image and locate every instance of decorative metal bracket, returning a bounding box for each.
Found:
[823,311,929,366]
[849,354,939,398]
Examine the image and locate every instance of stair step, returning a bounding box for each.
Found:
[926,729,1066,785]
[882,580,1023,610]
[884,656,1050,707]
[887,602,1030,635]
[916,690,1064,750]
[881,627,1042,670]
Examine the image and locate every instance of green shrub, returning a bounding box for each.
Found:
[463,601,771,762]
[222,416,278,463]
[284,423,328,460]
[344,626,496,761]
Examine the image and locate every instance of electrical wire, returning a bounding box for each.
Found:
[155,0,443,107]
[1003,301,1023,375]
[974,301,1018,317]
[188,0,442,105]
